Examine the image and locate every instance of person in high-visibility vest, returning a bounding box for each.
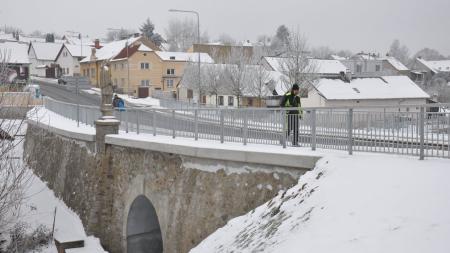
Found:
[280,84,302,146]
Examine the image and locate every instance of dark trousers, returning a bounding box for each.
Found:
[286,114,299,145]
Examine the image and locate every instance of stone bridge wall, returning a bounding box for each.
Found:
[24,122,318,253]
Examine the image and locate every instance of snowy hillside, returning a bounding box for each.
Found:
[191,153,450,253]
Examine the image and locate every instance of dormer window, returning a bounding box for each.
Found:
[352,88,361,94]
[170,56,176,60]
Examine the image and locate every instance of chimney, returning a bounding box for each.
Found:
[94,39,101,49]
[91,47,97,61]
[345,69,352,83]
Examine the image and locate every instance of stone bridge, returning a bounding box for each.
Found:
[24,119,320,253]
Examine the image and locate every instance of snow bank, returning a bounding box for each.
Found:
[191,153,450,253]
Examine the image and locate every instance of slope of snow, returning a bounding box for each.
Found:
[30,42,63,61]
[191,153,450,253]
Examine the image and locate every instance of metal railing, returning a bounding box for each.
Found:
[43,96,450,159]
[43,97,101,127]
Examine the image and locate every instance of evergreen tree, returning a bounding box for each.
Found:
[140,18,165,46]
[45,33,55,43]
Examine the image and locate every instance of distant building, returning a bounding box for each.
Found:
[298,76,429,112]
[340,53,409,78]
[55,44,92,77]
[28,42,63,78]
[0,41,30,81]
[410,58,450,84]
[189,43,253,63]
[80,36,159,89]
[262,56,348,79]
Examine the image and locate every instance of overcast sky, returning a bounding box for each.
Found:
[2,0,450,55]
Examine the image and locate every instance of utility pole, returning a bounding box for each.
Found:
[169,9,201,104]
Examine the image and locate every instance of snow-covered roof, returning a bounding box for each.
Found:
[64,44,92,58]
[155,51,214,63]
[384,57,409,71]
[138,44,153,52]
[80,37,140,63]
[315,76,429,100]
[62,34,94,46]
[0,41,30,64]
[331,55,347,60]
[417,58,450,73]
[264,57,347,75]
[30,42,63,61]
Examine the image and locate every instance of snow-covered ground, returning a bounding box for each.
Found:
[191,153,450,253]
[0,117,105,252]
[82,88,161,107]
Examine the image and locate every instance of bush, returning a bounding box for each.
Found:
[4,223,51,253]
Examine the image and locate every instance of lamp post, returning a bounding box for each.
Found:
[169,9,201,104]
[108,28,132,97]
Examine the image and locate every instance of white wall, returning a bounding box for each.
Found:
[28,47,53,77]
[56,46,79,76]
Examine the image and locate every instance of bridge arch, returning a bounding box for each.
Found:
[126,195,163,253]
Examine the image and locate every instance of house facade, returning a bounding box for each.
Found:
[80,36,159,88]
[28,42,63,77]
[340,53,409,78]
[55,44,92,77]
[410,58,450,85]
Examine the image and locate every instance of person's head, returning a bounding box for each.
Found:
[114,94,119,99]
[292,84,300,95]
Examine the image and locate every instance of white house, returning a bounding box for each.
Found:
[55,44,92,77]
[28,42,63,77]
[299,76,429,112]
[0,41,30,81]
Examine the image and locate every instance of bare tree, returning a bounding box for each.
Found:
[0,51,31,245]
[388,39,410,65]
[217,34,236,46]
[278,29,318,92]
[165,18,198,52]
[311,46,334,59]
[105,28,136,42]
[223,47,253,106]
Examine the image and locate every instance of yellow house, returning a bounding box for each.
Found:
[109,48,213,97]
[80,36,159,88]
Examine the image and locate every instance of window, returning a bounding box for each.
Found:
[228,96,234,106]
[167,79,174,88]
[375,65,381,72]
[218,96,224,106]
[91,68,95,77]
[62,68,65,75]
[140,62,150,69]
[86,69,90,77]
[83,69,86,76]
[121,63,125,69]
[141,80,150,86]
[356,64,362,73]
[167,69,175,75]
[114,64,117,70]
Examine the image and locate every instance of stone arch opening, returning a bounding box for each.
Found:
[127,195,163,253]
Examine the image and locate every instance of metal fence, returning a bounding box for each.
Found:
[43,97,450,160]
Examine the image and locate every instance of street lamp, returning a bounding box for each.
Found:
[108,28,132,97]
[66,30,83,127]
[169,9,201,104]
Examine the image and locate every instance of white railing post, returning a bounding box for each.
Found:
[243,111,248,145]
[282,110,287,149]
[311,109,317,151]
[348,108,353,155]
[125,109,129,133]
[152,109,156,136]
[172,109,176,139]
[419,106,425,160]
[136,110,140,134]
[220,109,224,144]
[194,109,199,141]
